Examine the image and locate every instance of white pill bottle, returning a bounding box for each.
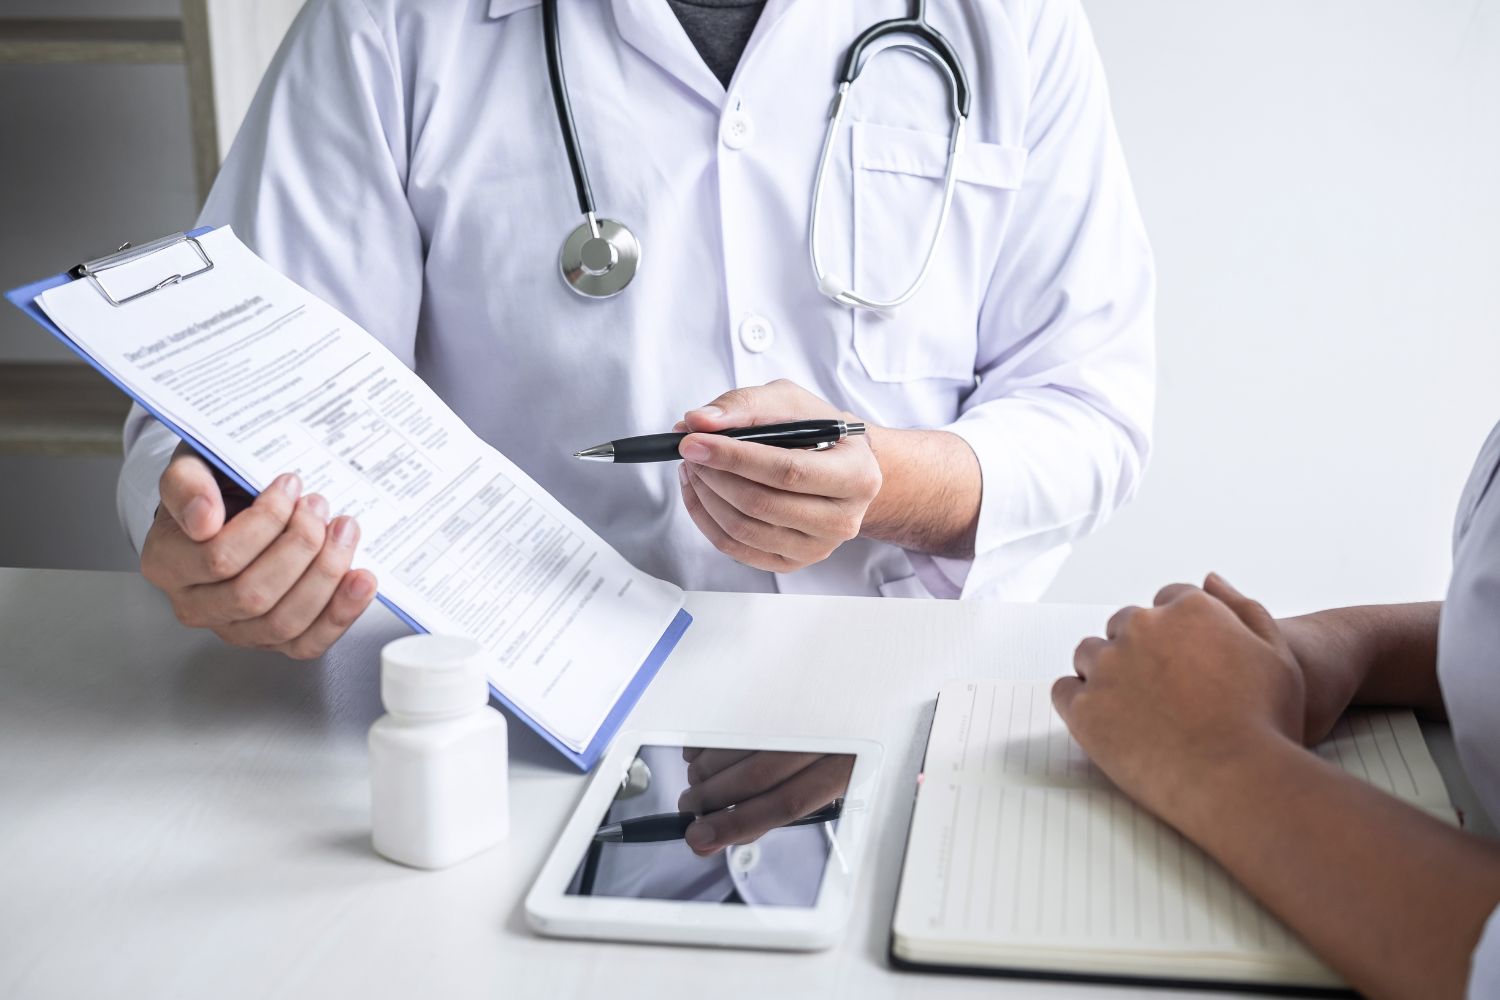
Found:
[369,634,509,869]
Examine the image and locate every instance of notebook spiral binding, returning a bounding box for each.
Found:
[69,232,215,308]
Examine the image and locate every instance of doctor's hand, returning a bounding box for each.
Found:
[676,748,854,857]
[139,442,378,660]
[1052,574,1306,827]
[675,380,882,573]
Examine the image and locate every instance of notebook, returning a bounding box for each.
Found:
[889,679,1456,993]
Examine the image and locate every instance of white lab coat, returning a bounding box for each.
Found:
[118,0,1155,601]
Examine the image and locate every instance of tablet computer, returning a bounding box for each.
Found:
[525,731,883,951]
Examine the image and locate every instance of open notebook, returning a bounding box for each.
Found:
[890,679,1456,993]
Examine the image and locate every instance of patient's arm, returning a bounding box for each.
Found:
[1279,601,1445,742]
[1186,737,1500,1000]
[1056,578,1497,1000]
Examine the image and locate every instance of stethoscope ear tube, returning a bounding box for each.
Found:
[809,35,969,312]
[837,16,971,117]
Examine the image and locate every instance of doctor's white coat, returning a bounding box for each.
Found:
[119,0,1155,601]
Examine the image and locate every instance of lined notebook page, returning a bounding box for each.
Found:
[894,680,1454,979]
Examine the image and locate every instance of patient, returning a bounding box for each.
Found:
[1055,419,1500,1000]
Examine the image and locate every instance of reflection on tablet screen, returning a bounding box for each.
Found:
[565,745,856,907]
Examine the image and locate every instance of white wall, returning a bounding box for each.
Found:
[1047,0,1500,615]
[4,2,1498,614]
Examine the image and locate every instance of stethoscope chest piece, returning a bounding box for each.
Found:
[560,216,639,299]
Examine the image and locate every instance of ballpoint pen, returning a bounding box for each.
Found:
[592,798,845,843]
[573,419,866,464]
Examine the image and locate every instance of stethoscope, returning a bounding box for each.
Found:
[542,0,970,309]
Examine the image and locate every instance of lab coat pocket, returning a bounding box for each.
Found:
[850,121,1027,383]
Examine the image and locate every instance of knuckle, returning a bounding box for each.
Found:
[262,614,303,645]
[770,786,812,823]
[201,541,238,581]
[289,514,325,553]
[775,454,805,490]
[724,513,765,548]
[746,755,780,789]
[718,388,754,410]
[229,581,274,618]
[158,459,191,493]
[739,488,777,523]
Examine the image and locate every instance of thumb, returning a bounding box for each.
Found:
[683,380,805,432]
[1204,572,1283,648]
[158,444,226,542]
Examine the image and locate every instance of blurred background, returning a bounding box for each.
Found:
[0,0,1496,615]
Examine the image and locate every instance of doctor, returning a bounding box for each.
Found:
[121,0,1154,659]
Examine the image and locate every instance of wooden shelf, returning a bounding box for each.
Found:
[0,363,132,457]
[0,18,186,65]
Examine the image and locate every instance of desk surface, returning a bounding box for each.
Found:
[0,568,1481,1000]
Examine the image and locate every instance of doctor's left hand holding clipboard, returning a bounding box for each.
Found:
[5,226,692,771]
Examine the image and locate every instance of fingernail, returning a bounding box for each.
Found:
[677,463,688,486]
[680,441,710,462]
[347,573,375,600]
[333,517,357,548]
[685,821,715,850]
[690,405,724,418]
[305,494,329,520]
[182,495,209,529]
[277,474,301,498]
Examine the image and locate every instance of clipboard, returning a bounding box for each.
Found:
[5,228,691,772]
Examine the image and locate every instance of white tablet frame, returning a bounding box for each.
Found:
[525,730,884,951]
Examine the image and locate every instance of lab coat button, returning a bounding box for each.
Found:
[738,315,774,353]
[729,843,761,873]
[721,110,755,150]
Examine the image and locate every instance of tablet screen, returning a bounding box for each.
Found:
[565,745,856,907]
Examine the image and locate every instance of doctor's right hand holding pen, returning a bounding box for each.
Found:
[672,379,983,572]
[139,441,378,659]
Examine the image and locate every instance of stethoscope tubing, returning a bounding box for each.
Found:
[543,0,971,309]
[542,0,595,218]
[808,40,969,312]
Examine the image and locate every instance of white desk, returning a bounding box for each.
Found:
[0,569,1482,1000]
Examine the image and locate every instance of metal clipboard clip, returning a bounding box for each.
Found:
[69,232,215,307]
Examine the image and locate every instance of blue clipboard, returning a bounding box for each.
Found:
[5,227,691,772]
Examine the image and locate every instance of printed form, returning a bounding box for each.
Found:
[37,228,683,753]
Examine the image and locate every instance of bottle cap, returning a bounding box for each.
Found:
[380,634,489,718]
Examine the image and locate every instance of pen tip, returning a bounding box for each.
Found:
[573,443,616,463]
